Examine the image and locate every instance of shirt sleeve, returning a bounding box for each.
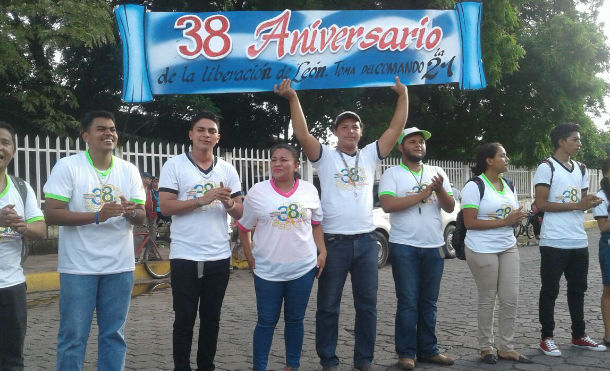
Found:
[311,185,323,224]
[311,143,329,169]
[533,161,552,187]
[593,191,608,218]
[159,158,179,194]
[362,141,381,166]
[24,181,44,223]
[43,158,73,202]
[437,167,453,195]
[236,185,260,231]
[461,180,481,209]
[129,165,146,205]
[378,168,396,197]
[582,166,590,191]
[227,164,242,198]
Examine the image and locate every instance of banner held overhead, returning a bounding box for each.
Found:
[115,2,487,103]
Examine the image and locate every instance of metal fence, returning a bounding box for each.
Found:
[10,134,602,207]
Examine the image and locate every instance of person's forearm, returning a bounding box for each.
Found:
[312,224,326,255]
[160,197,201,216]
[44,209,96,226]
[23,220,47,239]
[436,188,455,213]
[380,193,427,213]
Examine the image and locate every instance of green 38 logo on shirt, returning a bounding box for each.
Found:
[334,167,368,190]
[492,205,513,220]
[83,184,123,212]
[187,181,221,211]
[270,202,306,230]
[557,187,580,204]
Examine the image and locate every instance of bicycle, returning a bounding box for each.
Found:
[513,209,539,240]
[134,231,171,279]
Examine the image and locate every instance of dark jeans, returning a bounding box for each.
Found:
[539,246,589,339]
[0,282,27,371]
[252,268,316,370]
[390,244,444,359]
[316,232,378,368]
[171,258,230,371]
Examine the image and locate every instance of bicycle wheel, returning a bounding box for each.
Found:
[525,220,536,239]
[144,238,171,279]
[513,223,522,238]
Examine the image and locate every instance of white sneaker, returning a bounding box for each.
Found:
[539,337,562,356]
[571,335,608,351]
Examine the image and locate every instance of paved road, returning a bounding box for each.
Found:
[25,230,609,370]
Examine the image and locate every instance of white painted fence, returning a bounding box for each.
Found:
[10,134,602,207]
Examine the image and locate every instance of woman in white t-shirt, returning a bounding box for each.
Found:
[237,144,326,371]
[461,143,531,364]
[593,157,610,346]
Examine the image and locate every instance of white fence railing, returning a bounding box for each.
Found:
[10,134,602,207]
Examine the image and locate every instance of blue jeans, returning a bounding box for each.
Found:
[390,243,444,359]
[253,268,316,370]
[57,272,134,371]
[316,232,378,368]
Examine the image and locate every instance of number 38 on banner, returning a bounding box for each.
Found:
[174,15,232,59]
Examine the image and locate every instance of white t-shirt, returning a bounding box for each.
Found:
[593,190,608,220]
[237,179,322,281]
[43,151,145,274]
[0,175,44,288]
[159,153,241,261]
[312,142,380,234]
[533,157,589,249]
[378,163,452,248]
[461,175,519,253]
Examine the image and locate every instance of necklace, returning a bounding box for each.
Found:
[405,163,425,214]
[338,149,360,199]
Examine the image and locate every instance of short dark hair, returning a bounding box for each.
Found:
[190,111,220,131]
[334,111,363,130]
[471,142,503,176]
[81,110,115,132]
[0,121,16,147]
[550,122,580,149]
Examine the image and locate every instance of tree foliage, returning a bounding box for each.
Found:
[1,0,608,168]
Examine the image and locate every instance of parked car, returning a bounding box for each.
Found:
[373,184,460,267]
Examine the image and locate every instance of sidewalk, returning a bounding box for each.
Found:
[23,214,599,292]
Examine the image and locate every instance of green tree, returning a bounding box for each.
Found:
[0,0,115,135]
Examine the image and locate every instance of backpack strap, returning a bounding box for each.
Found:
[542,158,555,186]
[575,161,586,177]
[503,178,515,193]
[8,175,28,206]
[468,176,485,200]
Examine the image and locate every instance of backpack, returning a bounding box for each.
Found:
[452,176,515,260]
[531,159,587,236]
[8,175,29,255]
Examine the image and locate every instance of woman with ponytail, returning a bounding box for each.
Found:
[460,143,531,364]
[592,157,610,346]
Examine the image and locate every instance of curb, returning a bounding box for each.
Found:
[25,221,599,293]
[584,220,597,229]
[25,262,170,293]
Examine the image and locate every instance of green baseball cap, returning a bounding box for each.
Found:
[398,127,432,144]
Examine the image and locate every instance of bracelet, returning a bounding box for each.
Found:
[225,200,236,211]
[195,197,203,207]
[94,211,99,224]
[130,209,137,219]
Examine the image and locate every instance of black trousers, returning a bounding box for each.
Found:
[171,258,230,371]
[539,246,589,339]
[0,282,27,371]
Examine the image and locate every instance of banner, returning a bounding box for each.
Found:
[115,3,486,103]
